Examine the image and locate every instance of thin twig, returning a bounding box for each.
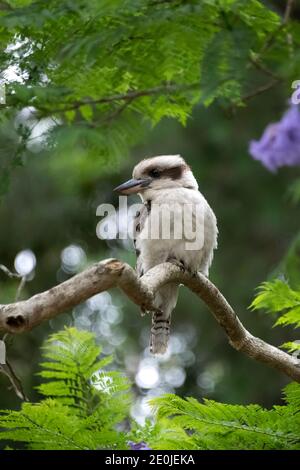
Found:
[242,79,281,103]
[283,0,294,56]
[0,266,28,400]
[39,83,200,115]
[103,96,135,123]
[0,338,28,401]
[283,0,294,24]
[15,276,27,301]
[0,361,28,401]
[259,0,294,58]
[0,264,21,279]
[249,56,281,81]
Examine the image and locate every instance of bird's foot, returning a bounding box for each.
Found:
[140,305,163,317]
[166,257,186,272]
[189,268,199,277]
[166,257,199,277]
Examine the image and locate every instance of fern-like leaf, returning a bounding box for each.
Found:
[0,327,131,450]
[250,279,300,329]
[150,393,300,450]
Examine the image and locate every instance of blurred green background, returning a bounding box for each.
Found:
[0,0,300,429]
[1,87,299,419]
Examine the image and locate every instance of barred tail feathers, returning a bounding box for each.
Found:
[150,283,178,355]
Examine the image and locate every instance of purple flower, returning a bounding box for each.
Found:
[128,441,151,450]
[249,105,300,172]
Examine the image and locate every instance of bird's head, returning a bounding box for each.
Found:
[114,155,198,198]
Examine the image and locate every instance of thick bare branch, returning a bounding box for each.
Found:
[0,259,299,382]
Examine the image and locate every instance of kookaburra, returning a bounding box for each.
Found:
[114,155,218,354]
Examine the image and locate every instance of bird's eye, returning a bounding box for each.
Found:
[149,169,160,178]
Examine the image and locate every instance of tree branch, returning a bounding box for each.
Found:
[0,259,299,382]
[283,0,295,25]
[39,83,200,115]
[0,264,21,279]
[258,0,294,58]
[241,79,282,103]
[0,361,28,401]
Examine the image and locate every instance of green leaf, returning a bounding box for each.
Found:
[150,393,300,450]
[250,279,300,329]
[64,109,76,122]
[200,26,253,106]
[281,231,300,289]
[79,105,93,121]
[0,327,131,450]
[281,341,300,354]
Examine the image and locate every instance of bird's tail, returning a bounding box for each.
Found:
[150,283,178,354]
[150,310,171,354]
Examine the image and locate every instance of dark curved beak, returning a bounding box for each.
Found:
[113,178,151,195]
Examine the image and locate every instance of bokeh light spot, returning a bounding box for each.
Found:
[14,249,36,276]
[61,244,86,273]
[135,365,159,389]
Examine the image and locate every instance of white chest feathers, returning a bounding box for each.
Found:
[134,187,218,277]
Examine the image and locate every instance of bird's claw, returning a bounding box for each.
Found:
[166,257,186,272]
[140,305,163,317]
[166,257,199,277]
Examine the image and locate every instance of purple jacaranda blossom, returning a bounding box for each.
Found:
[128,441,151,450]
[249,105,300,172]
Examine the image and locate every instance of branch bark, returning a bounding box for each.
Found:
[0,259,299,382]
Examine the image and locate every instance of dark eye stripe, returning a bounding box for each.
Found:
[161,165,183,180]
[146,163,186,180]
